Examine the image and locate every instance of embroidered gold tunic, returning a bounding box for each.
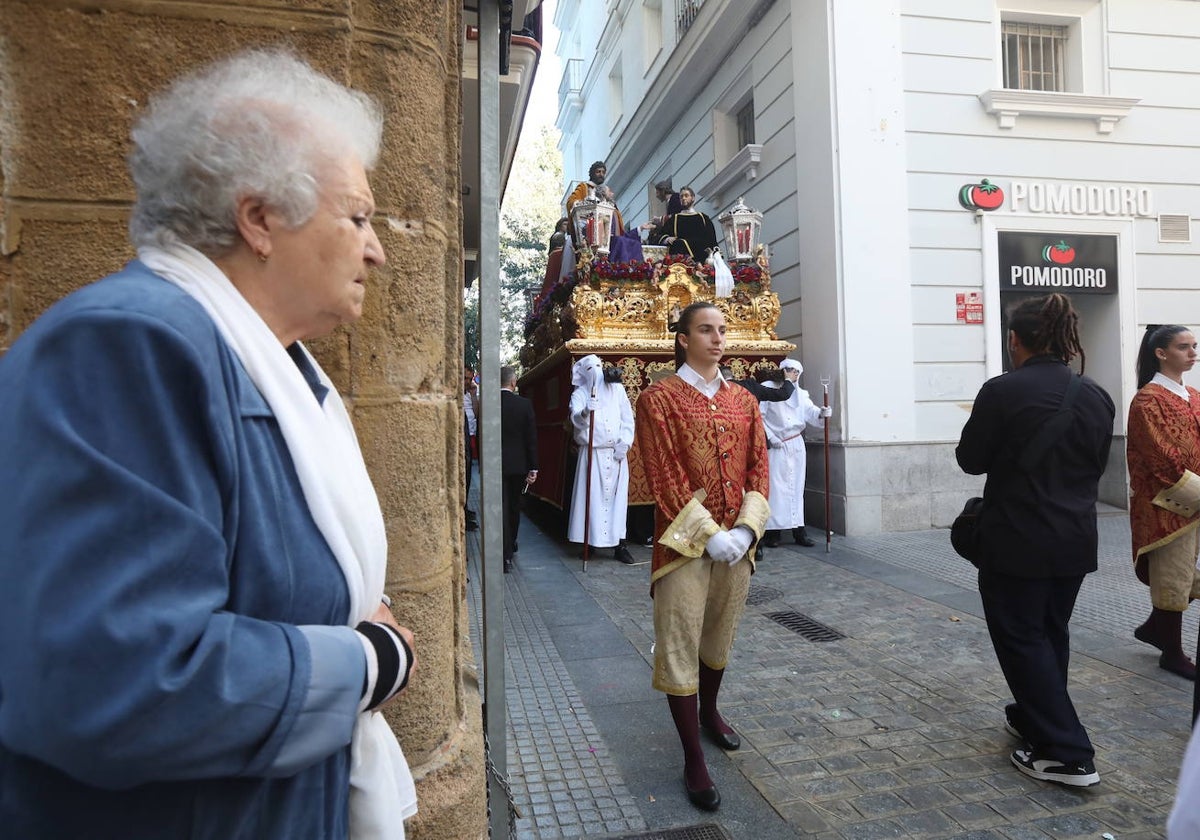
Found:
[1128,382,1200,562]
[634,375,770,586]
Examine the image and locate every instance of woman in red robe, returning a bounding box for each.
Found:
[634,301,770,812]
[1128,324,1200,683]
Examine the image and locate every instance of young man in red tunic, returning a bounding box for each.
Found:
[635,301,770,811]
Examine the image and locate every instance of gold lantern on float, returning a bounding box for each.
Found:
[717,196,763,262]
[570,194,616,257]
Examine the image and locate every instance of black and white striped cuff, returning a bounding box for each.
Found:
[355,621,413,712]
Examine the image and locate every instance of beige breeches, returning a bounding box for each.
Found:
[1148,529,1200,611]
[652,554,751,695]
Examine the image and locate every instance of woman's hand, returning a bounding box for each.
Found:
[370,601,416,701]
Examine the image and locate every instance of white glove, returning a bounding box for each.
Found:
[614,444,628,462]
[767,434,783,449]
[587,396,600,412]
[819,406,832,418]
[706,527,753,565]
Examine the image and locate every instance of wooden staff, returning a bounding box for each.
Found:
[582,378,597,572]
[821,375,832,553]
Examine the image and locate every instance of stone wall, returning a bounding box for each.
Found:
[0,2,485,837]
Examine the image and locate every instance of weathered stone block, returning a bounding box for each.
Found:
[0,1,350,200]
[8,216,132,334]
[383,581,459,759]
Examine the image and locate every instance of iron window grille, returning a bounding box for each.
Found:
[1002,21,1068,92]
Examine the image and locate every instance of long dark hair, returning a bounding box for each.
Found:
[672,301,720,370]
[1007,293,1086,373]
[1136,324,1190,389]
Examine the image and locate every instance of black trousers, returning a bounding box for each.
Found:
[502,474,526,560]
[978,568,1093,764]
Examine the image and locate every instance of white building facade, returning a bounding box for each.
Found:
[555,0,1200,535]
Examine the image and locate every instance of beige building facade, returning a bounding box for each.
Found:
[0,1,486,838]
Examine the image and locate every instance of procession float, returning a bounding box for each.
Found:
[518,193,795,516]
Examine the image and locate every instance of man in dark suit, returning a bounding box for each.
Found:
[500,366,538,573]
[956,293,1114,789]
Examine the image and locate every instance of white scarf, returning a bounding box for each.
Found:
[138,244,417,838]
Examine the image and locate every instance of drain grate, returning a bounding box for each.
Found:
[744,584,783,606]
[765,610,845,642]
[604,825,732,840]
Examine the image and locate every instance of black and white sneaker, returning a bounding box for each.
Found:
[1010,749,1099,787]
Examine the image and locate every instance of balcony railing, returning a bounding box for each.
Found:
[676,0,705,41]
[558,57,584,109]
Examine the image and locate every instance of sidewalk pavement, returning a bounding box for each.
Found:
[467,496,1195,839]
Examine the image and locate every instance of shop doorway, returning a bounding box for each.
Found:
[995,231,1125,507]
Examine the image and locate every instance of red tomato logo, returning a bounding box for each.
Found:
[1041,241,1076,264]
[958,179,1004,211]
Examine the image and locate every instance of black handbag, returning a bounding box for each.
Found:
[950,373,1083,566]
[950,497,986,567]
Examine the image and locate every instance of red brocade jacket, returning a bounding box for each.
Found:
[1127,383,1200,562]
[635,374,770,587]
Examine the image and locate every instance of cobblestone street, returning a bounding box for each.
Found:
[469,501,1194,839]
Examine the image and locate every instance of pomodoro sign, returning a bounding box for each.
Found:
[957,178,1155,217]
[998,231,1118,295]
[1011,181,1154,217]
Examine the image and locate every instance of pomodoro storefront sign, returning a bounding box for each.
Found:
[956,178,1155,217]
[998,231,1118,295]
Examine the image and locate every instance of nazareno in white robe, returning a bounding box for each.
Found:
[566,358,635,548]
[760,379,823,530]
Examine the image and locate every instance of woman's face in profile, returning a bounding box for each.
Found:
[266,154,386,340]
[1157,330,1198,377]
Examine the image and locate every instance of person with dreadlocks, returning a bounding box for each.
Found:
[956,293,1114,788]
[1127,325,1200,684]
[635,301,770,812]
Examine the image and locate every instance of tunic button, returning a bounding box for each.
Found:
[722,452,729,459]
[673,532,682,540]
[725,480,732,487]
[728,508,735,515]
[719,426,725,432]
[710,404,717,411]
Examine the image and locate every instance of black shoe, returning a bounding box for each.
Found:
[642,536,654,547]
[701,723,741,751]
[614,545,637,564]
[503,555,514,574]
[793,527,816,547]
[685,780,720,812]
[754,544,763,564]
[1160,652,1197,680]
[762,530,780,548]
[1010,749,1099,787]
[465,520,478,532]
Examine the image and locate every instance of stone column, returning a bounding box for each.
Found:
[0,2,485,838]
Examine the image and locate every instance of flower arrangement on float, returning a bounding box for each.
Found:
[589,258,656,282]
[524,274,579,338]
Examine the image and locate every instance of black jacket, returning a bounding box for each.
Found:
[731,378,795,403]
[501,389,538,477]
[956,356,1114,577]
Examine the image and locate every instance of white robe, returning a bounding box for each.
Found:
[760,381,824,530]
[567,382,634,547]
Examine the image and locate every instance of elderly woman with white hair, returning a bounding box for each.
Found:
[0,51,417,839]
[760,358,832,548]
